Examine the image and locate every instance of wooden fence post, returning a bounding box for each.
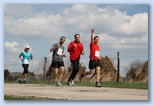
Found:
[44,57,47,82]
[117,52,120,82]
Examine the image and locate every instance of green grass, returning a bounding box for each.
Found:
[101,81,148,89]
[4,95,39,100]
[4,81,148,90]
[4,95,66,100]
[72,81,148,90]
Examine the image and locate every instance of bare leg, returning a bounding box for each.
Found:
[79,69,94,81]
[84,69,94,76]
[20,74,24,79]
[47,68,58,84]
[23,74,27,80]
[58,66,64,82]
[95,67,100,82]
[50,68,58,79]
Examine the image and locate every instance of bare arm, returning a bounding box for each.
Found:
[50,43,60,52]
[62,53,66,57]
[81,51,85,55]
[81,43,85,55]
[30,54,33,60]
[91,28,95,43]
[19,53,23,61]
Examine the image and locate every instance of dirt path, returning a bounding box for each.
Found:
[4,83,148,100]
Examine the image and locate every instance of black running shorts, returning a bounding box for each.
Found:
[51,60,64,68]
[88,59,100,69]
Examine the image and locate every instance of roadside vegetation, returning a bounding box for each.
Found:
[4,81,148,90]
[4,56,148,90]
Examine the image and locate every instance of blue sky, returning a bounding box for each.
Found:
[4,4,148,77]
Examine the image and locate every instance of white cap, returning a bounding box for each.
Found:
[25,45,30,49]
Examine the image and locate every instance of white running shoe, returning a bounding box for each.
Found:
[71,80,75,85]
[67,81,73,87]
[55,82,63,87]
[95,82,102,87]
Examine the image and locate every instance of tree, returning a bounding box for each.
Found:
[4,69,10,80]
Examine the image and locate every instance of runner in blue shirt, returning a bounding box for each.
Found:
[18,46,33,84]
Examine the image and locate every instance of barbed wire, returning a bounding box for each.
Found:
[5,55,148,67]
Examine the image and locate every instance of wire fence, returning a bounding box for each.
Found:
[4,54,148,77]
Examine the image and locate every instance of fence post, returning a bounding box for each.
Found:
[44,57,47,82]
[117,52,120,82]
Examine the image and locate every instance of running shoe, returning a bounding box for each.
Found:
[71,80,75,85]
[67,81,73,87]
[47,76,51,84]
[23,80,26,84]
[55,82,63,87]
[18,79,22,84]
[79,74,84,81]
[95,82,102,87]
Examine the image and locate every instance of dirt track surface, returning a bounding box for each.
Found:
[4,83,148,100]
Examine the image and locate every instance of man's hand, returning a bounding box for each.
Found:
[62,53,66,57]
[91,28,95,42]
[91,28,95,33]
[81,50,85,55]
[50,42,60,52]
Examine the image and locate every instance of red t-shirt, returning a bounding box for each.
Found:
[67,41,84,61]
[89,42,100,60]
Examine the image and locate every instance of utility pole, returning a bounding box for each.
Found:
[117,52,120,82]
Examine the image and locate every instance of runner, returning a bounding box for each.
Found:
[79,28,102,87]
[47,36,66,87]
[18,45,33,84]
[67,34,85,86]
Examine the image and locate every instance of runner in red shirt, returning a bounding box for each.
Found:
[67,34,84,86]
[79,28,102,87]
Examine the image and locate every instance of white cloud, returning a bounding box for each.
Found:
[119,13,148,36]
[4,41,35,54]
[4,14,65,41]
[4,4,148,76]
[4,41,19,53]
[62,4,97,16]
[4,4,148,41]
[98,33,148,50]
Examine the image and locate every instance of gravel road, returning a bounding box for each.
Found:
[4,83,148,100]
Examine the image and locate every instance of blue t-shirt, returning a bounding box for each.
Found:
[21,51,31,64]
